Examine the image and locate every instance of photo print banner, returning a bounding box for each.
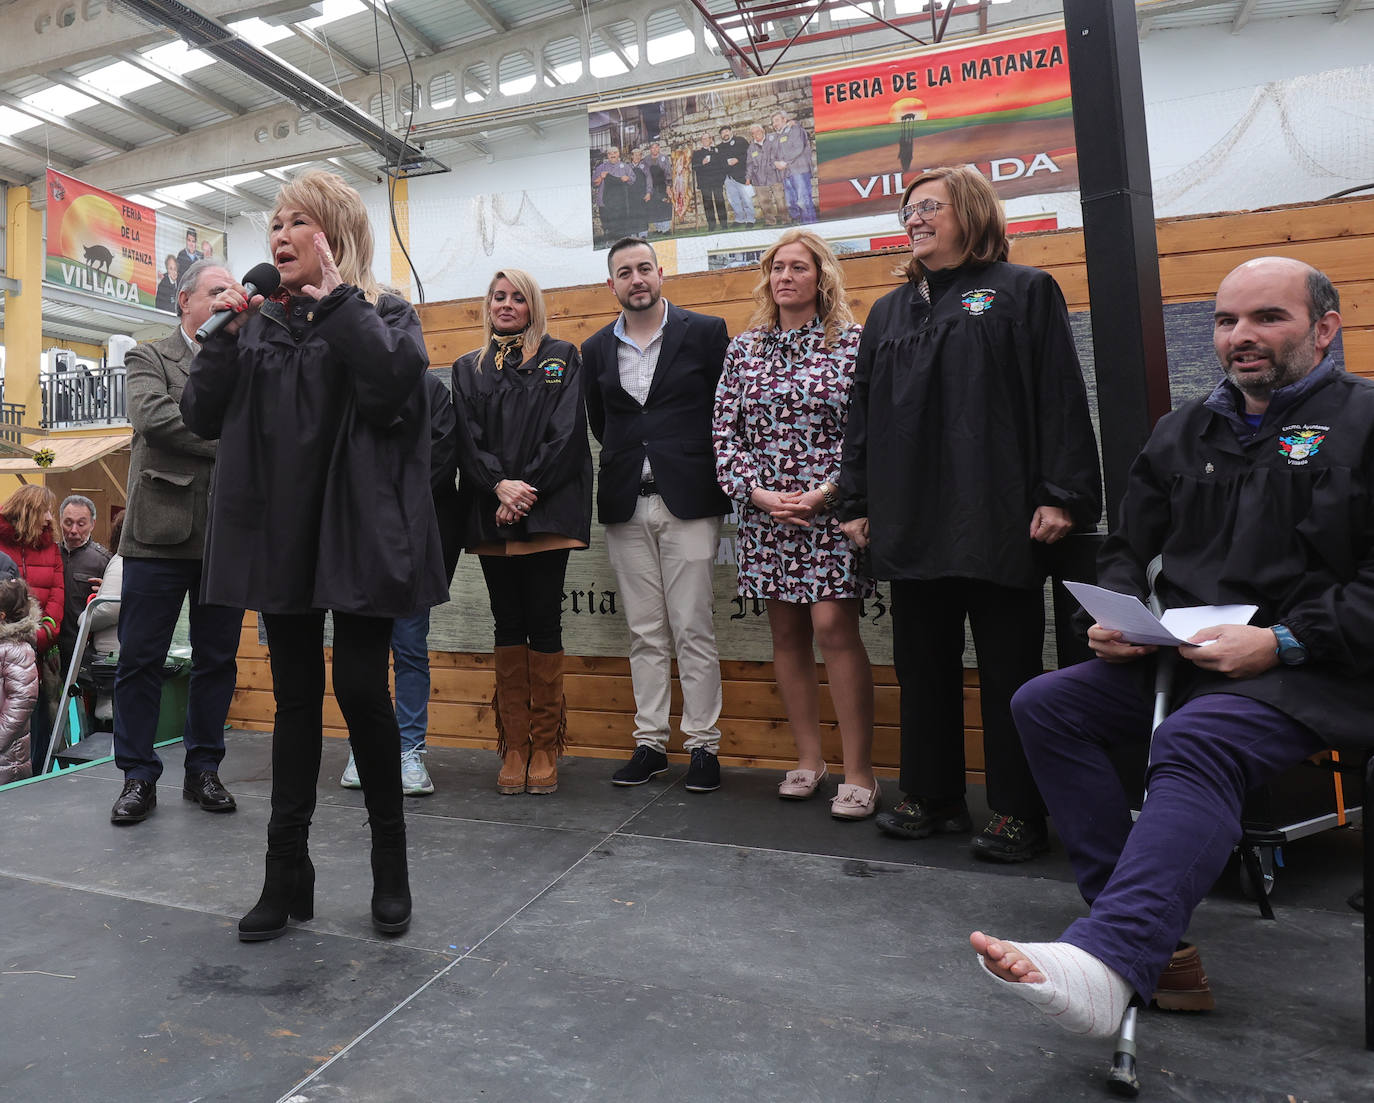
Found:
[813,27,1076,219]
[588,78,815,249]
[586,25,1075,248]
[45,169,227,313]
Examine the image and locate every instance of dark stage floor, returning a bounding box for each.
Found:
[1,730,1368,1102]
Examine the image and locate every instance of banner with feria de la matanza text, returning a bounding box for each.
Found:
[45,170,158,308]
[45,170,226,313]
[812,27,1076,219]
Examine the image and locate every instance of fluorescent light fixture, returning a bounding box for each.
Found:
[23,85,98,117]
[82,61,161,97]
[142,41,216,75]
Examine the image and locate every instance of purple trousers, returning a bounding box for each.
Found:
[1011,659,1322,999]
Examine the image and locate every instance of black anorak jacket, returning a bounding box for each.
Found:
[1096,359,1374,748]
[450,335,592,550]
[181,286,447,619]
[838,261,1101,588]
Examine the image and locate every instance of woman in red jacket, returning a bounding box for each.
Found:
[0,485,64,774]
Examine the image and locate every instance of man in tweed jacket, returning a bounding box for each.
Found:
[110,261,246,826]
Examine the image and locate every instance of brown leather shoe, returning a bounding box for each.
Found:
[1151,943,1215,1011]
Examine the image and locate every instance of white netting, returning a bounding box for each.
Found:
[1149,63,1374,214]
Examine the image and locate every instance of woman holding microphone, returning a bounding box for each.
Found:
[182,170,446,940]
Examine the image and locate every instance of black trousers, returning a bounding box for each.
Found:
[890,578,1047,819]
[479,549,569,653]
[699,184,726,229]
[260,611,402,841]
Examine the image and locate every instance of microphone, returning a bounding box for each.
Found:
[195,262,282,342]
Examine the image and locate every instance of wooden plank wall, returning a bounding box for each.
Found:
[224,197,1374,777]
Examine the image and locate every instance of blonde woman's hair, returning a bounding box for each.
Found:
[897,165,1009,281]
[271,170,384,303]
[479,268,547,363]
[0,484,57,547]
[746,228,854,347]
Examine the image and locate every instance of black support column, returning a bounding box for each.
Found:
[1063,0,1172,521]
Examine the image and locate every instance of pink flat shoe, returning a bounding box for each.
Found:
[831,781,881,820]
[778,765,828,800]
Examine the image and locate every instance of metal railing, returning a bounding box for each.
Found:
[39,367,128,429]
[0,403,24,445]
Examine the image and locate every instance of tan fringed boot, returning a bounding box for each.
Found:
[494,644,531,795]
[526,648,567,795]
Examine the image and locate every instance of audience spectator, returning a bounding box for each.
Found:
[0,578,41,785]
[838,166,1101,861]
[713,229,878,819]
[451,268,592,796]
[88,514,122,724]
[0,485,64,776]
[340,370,462,797]
[90,514,123,660]
[57,494,110,678]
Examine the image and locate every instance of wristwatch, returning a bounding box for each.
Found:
[1270,624,1308,666]
[819,481,839,511]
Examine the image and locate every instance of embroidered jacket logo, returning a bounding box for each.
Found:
[961,289,996,315]
[540,358,566,382]
[1278,427,1328,464]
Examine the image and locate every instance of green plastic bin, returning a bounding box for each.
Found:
[154,655,192,743]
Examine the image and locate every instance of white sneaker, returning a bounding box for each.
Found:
[401,749,434,796]
[340,752,361,789]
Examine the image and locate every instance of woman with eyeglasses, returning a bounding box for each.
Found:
[836,165,1101,862]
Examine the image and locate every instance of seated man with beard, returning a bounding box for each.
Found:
[972,257,1371,1038]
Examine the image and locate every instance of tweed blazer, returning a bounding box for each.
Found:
[120,326,219,559]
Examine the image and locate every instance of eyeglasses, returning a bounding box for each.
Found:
[897,199,949,226]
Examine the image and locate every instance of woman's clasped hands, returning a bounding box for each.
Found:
[494,478,538,527]
[751,486,826,527]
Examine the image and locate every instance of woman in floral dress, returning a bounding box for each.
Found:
[713,229,878,819]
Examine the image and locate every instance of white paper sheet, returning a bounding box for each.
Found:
[1063,581,1258,647]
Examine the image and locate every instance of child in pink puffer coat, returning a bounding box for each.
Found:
[0,577,41,784]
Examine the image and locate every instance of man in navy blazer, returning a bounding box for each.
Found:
[584,237,731,793]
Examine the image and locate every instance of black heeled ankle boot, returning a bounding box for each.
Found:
[370,842,411,936]
[239,843,315,942]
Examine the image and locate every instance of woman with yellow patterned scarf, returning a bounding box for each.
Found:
[450,268,592,796]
